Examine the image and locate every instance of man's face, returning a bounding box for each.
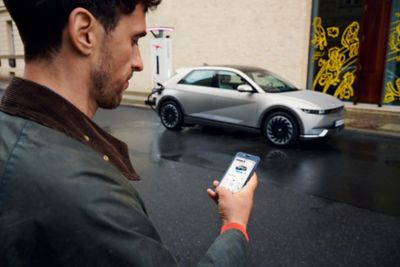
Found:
[90,3,146,109]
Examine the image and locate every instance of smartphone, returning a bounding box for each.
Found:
[219,152,260,193]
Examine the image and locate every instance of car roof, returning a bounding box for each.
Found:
[213,65,267,72]
[182,65,267,73]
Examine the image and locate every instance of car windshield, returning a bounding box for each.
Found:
[244,70,298,93]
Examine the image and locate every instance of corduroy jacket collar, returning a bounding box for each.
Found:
[0,77,140,180]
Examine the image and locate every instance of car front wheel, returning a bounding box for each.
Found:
[159,100,183,131]
[263,111,298,146]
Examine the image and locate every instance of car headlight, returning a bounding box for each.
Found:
[301,108,326,115]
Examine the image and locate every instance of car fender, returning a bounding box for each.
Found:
[156,94,186,115]
[258,105,305,134]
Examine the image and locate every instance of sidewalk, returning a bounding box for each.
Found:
[344,103,400,137]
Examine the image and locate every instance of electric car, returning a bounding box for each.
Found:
[147,65,345,146]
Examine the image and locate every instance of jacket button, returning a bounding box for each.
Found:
[84,135,90,142]
[103,155,109,161]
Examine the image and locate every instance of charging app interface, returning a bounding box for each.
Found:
[220,156,256,192]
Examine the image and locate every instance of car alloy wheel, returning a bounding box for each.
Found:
[264,112,298,146]
[159,101,183,130]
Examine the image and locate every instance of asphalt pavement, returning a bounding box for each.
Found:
[1,85,400,266]
[92,106,400,267]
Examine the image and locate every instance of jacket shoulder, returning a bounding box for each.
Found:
[0,112,30,175]
[0,113,177,266]
[0,112,134,193]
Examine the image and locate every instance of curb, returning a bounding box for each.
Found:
[345,127,400,138]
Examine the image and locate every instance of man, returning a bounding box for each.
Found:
[0,0,258,266]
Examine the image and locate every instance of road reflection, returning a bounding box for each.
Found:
[150,126,400,215]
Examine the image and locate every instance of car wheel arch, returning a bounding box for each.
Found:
[157,96,186,115]
[158,98,186,131]
[259,106,304,135]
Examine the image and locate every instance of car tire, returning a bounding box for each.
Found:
[263,111,298,146]
[159,100,184,131]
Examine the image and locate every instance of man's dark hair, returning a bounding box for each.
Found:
[3,0,161,61]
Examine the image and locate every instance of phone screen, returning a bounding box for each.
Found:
[219,155,257,192]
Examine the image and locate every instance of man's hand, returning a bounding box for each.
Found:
[207,173,258,229]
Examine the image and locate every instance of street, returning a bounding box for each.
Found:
[93,105,400,267]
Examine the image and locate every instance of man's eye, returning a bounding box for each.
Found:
[132,39,139,46]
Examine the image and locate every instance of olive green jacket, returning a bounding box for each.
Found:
[0,111,248,266]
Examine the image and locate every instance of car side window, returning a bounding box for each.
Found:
[217,71,248,90]
[178,70,216,87]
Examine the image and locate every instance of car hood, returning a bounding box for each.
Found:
[275,89,344,109]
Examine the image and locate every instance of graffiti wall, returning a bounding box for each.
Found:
[308,0,363,102]
[382,1,400,106]
[311,17,360,100]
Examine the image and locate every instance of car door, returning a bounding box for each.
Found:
[208,70,259,127]
[173,69,217,119]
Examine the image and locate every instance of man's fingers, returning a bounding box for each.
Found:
[207,180,222,204]
[207,188,216,198]
[212,180,219,188]
[207,188,218,203]
[243,173,258,191]
[215,184,231,195]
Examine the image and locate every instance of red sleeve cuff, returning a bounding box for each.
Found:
[220,223,249,242]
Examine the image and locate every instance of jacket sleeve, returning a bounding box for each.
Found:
[49,161,180,267]
[198,229,249,267]
[0,127,179,267]
[2,123,248,267]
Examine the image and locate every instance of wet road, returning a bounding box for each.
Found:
[94,106,400,266]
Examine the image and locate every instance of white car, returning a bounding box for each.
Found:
[146,65,345,146]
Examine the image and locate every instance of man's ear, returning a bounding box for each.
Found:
[67,8,99,56]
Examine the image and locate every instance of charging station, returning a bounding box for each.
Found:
[148,26,175,88]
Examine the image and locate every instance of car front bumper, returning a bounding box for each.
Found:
[300,123,345,139]
[298,109,345,139]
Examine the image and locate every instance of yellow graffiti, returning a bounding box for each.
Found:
[311,17,360,99]
[389,24,400,53]
[388,12,400,62]
[313,51,325,61]
[334,72,355,99]
[341,22,360,58]
[311,17,328,51]
[327,27,340,38]
[384,79,400,103]
[314,47,346,93]
[384,12,400,104]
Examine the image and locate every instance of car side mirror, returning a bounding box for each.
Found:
[237,84,254,93]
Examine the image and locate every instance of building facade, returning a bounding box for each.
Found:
[0,0,399,109]
[308,0,400,107]
[0,1,24,78]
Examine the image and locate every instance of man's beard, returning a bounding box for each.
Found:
[90,45,123,109]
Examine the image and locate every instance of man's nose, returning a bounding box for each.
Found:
[132,47,144,71]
